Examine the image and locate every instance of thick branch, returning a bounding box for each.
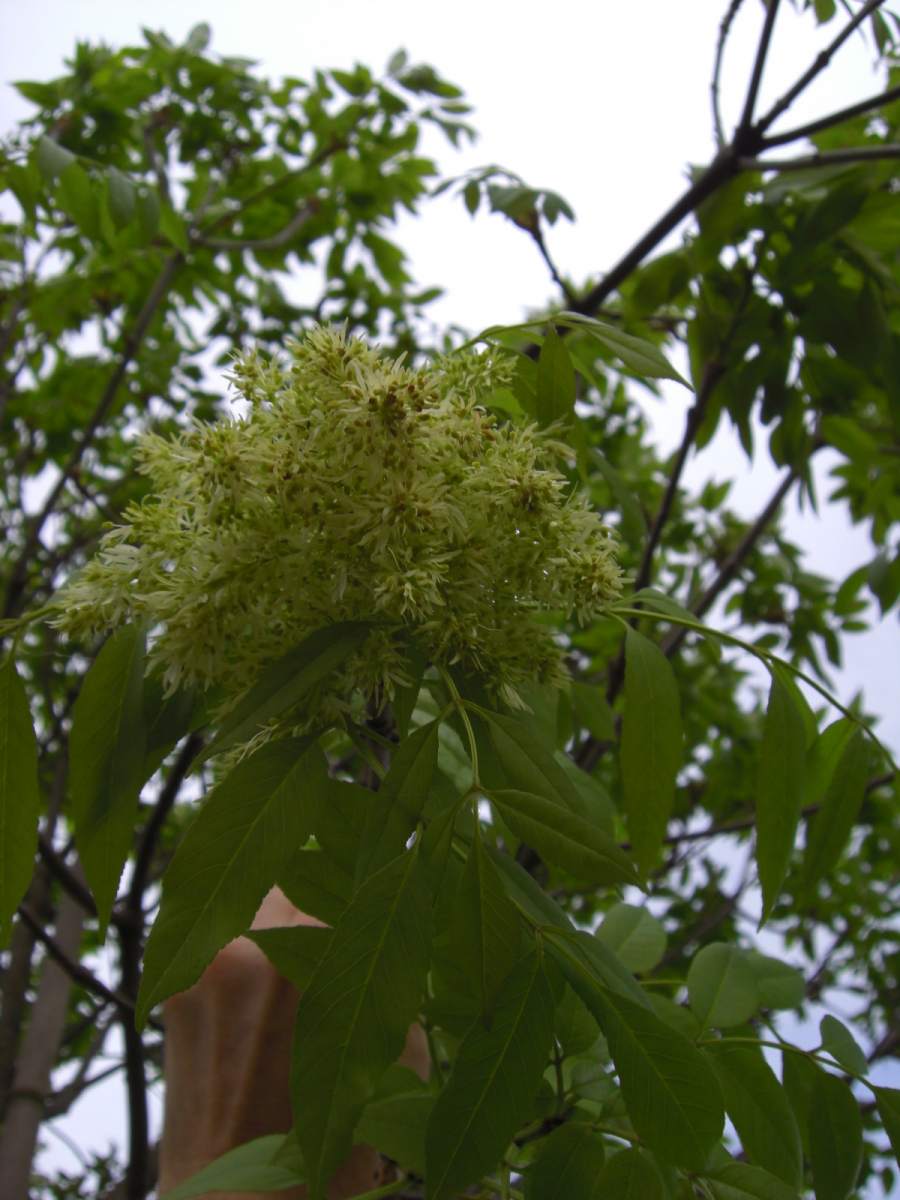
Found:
[740,144,900,171]
[760,82,900,149]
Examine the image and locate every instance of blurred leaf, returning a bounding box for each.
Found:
[0,658,40,944]
[621,628,683,874]
[69,625,147,932]
[596,902,667,973]
[34,135,75,181]
[160,1135,303,1199]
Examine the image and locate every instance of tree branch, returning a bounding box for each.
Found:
[527,224,577,306]
[197,201,319,253]
[740,144,900,172]
[756,0,889,135]
[712,0,748,147]
[737,0,782,135]
[760,82,900,150]
[16,904,136,1017]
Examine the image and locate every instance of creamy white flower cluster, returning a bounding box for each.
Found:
[54,326,622,719]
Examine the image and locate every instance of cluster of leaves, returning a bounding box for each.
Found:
[1,5,900,1200]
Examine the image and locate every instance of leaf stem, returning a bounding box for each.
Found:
[438,667,481,787]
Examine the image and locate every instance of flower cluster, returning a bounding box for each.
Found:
[53,326,621,722]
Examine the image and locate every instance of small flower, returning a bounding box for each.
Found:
[52,326,622,729]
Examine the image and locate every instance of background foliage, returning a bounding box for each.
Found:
[0,2,899,1198]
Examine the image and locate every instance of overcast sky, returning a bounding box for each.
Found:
[2,1,897,1187]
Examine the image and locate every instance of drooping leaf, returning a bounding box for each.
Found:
[69,624,147,931]
[744,952,805,1010]
[756,671,807,925]
[445,827,521,1026]
[556,311,690,386]
[594,1147,665,1198]
[596,902,667,973]
[687,943,759,1029]
[57,162,99,238]
[480,708,584,813]
[620,627,683,874]
[0,658,40,944]
[536,325,576,429]
[705,1041,803,1186]
[425,948,558,1200]
[137,736,325,1027]
[706,1161,802,1200]
[572,982,724,1169]
[873,1086,900,1164]
[248,924,332,992]
[523,1120,607,1200]
[808,1068,863,1200]
[570,680,615,741]
[293,846,431,1199]
[160,1134,304,1199]
[106,167,136,229]
[356,718,440,880]
[200,622,370,762]
[489,788,639,886]
[819,1015,868,1077]
[543,925,651,1010]
[279,849,353,927]
[801,727,870,891]
[355,1067,433,1176]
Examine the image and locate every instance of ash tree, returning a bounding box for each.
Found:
[1,3,899,1198]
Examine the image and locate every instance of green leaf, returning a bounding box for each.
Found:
[706,1161,802,1200]
[595,988,724,1168]
[34,135,75,181]
[818,1015,868,1076]
[489,789,639,886]
[137,736,324,1027]
[356,718,440,880]
[185,22,212,53]
[596,902,667,973]
[160,1134,304,1199]
[445,828,521,1026]
[705,1042,803,1186]
[744,952,805,1010]
[536,326,575,428]
[543,926,652,1011]
[873,1086,900,1164]
[487,846,573,934]
[756,671,807,925]
[554,985,600,1057]
[592,453,647,550]
[293,846,431,1199]
[355,1068,433,1175]
[594,1148,665,1198]
[57,162,99,238]
[480,708,584,814]
[159,202,189,253]
[556,311,690,386]
[808,1069,863,1200]
[0,658,40,944]
[523,1120,607,1200]
[425,949,558,1200]
[106,167,136,229]
[136,187,160,242]
[687,944,759,1030]
[279,848,353,927]
[69,625,147,931]
[201,622,370,762]
[248,924,332,992]
[801,728,870,891]
[620,628,683,874]
[570,681,615,741]
[312,777,368,874]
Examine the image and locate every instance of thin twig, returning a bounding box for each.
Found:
[16,904,135,1016]
[756,0,889,135]
[712,0,748,147]
[527,225,577,305]
[661,462,805,657]
[197,201,319,253]
[740,144,900,171]
[760,82,900,149]
[737,0,782,134]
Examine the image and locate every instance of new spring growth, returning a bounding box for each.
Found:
[53,326,622,728]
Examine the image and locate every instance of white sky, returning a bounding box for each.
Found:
[2,1,898,1189]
